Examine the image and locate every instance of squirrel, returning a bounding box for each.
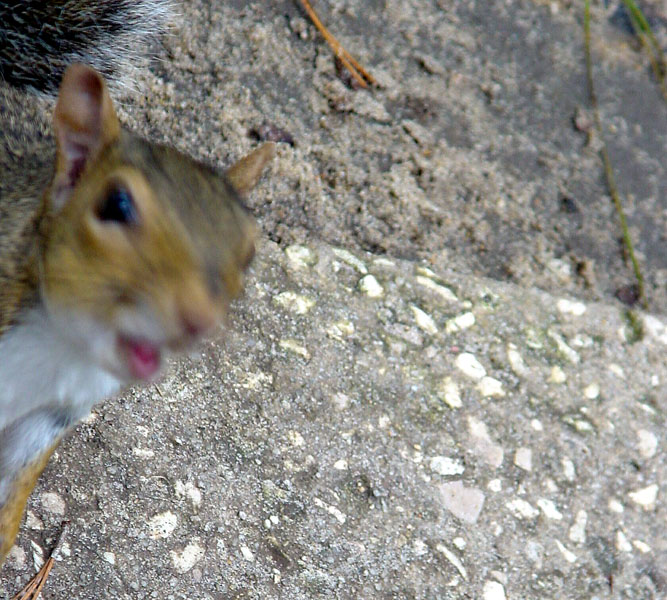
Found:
[0,2,275,565]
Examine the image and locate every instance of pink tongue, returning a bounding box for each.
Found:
[126,340,161,379]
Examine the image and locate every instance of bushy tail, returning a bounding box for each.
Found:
[0,0,171,95]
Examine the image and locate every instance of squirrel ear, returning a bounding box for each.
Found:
[226,143,276,196]
[51,64,120,210]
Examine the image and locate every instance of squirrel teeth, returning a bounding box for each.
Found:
[120,337,161,380]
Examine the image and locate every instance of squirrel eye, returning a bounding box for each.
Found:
[97,187,137,224]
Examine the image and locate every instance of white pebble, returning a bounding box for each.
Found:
[506,498,539,519]
[175,481,202,508]
[326,320,355,340]
[507,343,528,376]
[132,447,155,458]
[537,498,563,520]
[25,511,43,531]
[477,376,505,398]
[583,383,600,399]
[413,539,428,556]
[488,479,502,493]
[285,245,316,268]
[240,545,255,562]
[637,429,658,458]
[411,305,438,335]
[557,298,587,316]
[333,459,348,470]
[453,537,466,550]
[287,430,305,447]
[333,248,367,274]
[437,377,462,409]
[616,530,632,552]
[429,456,465,476]
[455,353,486,380]
[40,492,65,516]
[273,291,315,314]
[468,417,504,468]
[171,541,205,573]
[5,546,26,569]
[554,540,577,563]
[148,511,178,539]
[279,339,311,360]
[103,552,116,565]
[547,330,580,364]
[436,543,467,579]
[415,276,458,303]
[445,311,475,333]
[569,510,587,544]
[548,365,567,384]
[359,274,384,298]
[608,363,625,379]
[628,484,658,507]
[633,540,651,553]
[530,419,543,431]
[514,447,532,471]
[561,458,577,481]
[439,481,485,524]
[483,580,506,600]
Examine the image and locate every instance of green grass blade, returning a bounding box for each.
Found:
[584,0,647,308]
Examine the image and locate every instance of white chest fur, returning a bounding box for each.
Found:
[0,306,121,432]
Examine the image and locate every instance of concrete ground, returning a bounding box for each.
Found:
[1,0,666,598]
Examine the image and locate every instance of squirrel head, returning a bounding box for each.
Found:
[38,64,273,382]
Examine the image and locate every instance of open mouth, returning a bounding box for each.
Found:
[118,336,162,380]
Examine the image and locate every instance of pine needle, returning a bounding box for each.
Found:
[11,523,69,600]
[299,0,376,88]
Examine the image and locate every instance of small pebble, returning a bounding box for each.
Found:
[616,530,632,552]
[557,298,587,316]
[240,545,254,562]
[429,456,465,476]
[359,274,384,298]
[411,305,438,335]
[40,492,66,516]
[437,377,462,409]
[483,580,506,600]
[148,511,178,539]
[628,484,658,508]
[583,383,600,399]
[171,541,205,573]
[445,311,475,333]
[506,499,539,519]
[549,365,567,384]
[514,447,532,471]
[439,481,485,523]
[569,510,587,544]
[637,429,658,458]
[477,376,505,398]
[537,498,563,520]
[507,343,528,376]
[554,540,577,563]
[456,353,486,380]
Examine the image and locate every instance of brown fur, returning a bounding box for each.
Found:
[0,65,273,565]
[0,440,60,564]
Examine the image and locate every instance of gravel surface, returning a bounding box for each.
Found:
[1,1,665,598]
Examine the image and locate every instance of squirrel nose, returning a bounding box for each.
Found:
[178,304,218,340]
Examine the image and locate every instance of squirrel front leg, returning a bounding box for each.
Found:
[0,408,74,564]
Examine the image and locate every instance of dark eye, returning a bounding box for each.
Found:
[97,187,137,224]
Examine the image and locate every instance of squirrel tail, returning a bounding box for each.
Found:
[0,0,172,96]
